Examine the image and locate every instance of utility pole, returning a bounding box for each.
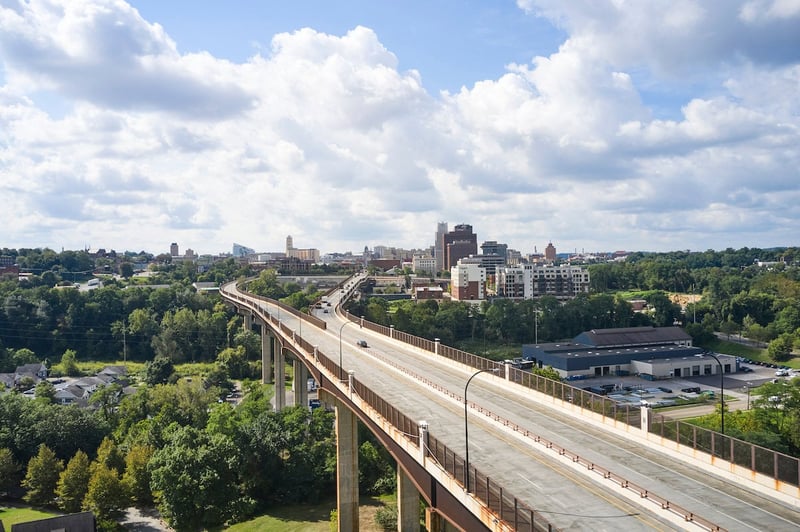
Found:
[122,319,127,362]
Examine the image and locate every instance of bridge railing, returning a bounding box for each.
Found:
[649,415,799,488]
[425,431,554,532]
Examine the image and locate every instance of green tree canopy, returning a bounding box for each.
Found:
[56,450,90,513]
[22,443,64,506]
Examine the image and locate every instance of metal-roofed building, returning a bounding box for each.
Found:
[574,326,693,348]
[522,326,730,380]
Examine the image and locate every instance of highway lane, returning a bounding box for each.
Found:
[229,284,798,530]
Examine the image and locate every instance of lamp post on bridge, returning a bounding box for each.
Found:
[697,353,725,434]
[464,367,500,493]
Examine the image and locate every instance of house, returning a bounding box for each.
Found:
[13,363,48,387]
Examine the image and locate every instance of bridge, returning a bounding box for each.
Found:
[220,275,800,531]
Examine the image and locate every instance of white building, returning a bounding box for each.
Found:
[412,254,437,276]
[496,264,590,300]
[450,262,486,301]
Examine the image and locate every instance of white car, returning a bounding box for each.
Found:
[775,369,790,376]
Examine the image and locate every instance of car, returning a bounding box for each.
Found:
[681,387,701,394]
[740,366,754,373]
[775,369,790,376]
[323,309,329,313]
[657,387,673,393]
[356,340,368,348]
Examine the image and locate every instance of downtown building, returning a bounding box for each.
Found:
[496,263,590,300]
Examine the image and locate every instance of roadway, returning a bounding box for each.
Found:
[229,282,799,531]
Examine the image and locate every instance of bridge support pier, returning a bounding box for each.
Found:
[261,332,273,384]
[294,359,308,408]
[332,396,359,532]
[274,344,286,410]
[397,468,420,531]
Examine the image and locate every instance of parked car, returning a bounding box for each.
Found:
[740,366,754,373]
[658,387,673,393]
[356,340,368,348]
[681,387,701,394]
[775,369,790,376]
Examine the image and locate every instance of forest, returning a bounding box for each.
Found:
[1,246,799,529]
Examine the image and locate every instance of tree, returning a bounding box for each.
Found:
[60,349,81,376]
[149,426,247,531]
[0,447,21,495]
[34,380,56,404]
[122,443,155,506]
[94,437,126,475]
[56,450,90,513]
[12,348,38,367]
[768,333,795,363]
[119,262,135,278]
[83,462,130,524]
[144,356,174,386]
[216,346,250,380]
[22,443,64,506]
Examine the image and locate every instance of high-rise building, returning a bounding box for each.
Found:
[545,242,557,262]
[232,243,255,257]
[435,222,448,272]
[170,243,179,256]
[443,224,477,271]
[480,241,508,259]
[286,235,294,252]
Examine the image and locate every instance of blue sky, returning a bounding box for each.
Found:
[1,1,799,256]
[130,1,567,95]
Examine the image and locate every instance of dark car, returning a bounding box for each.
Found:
[658,387,673,393]
[356,340,368,348]
[740,366,754,373]
[681,387,701,394]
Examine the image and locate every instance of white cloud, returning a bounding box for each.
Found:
[0,0,797,254]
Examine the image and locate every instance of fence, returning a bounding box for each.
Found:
[650,415,800,487]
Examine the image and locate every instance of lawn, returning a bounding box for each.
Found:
[0,505,59,529]
[223,495,395,532]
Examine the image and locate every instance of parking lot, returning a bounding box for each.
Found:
[569,360,797,412]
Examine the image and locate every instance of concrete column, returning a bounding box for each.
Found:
[504,360,511,381]
[274,344,286,410]
[434,338,440,356]
[243,312,252,330]
[397,468,420,531]
[641,404,651,435]
[261,332,273,384]
[294,361,308,408]
[390,325,395,339]
[335,400,359,532]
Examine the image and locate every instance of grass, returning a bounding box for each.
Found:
[0,505,60,529]
[223,495,395,532]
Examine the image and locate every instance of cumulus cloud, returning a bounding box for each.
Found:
[0,0,797,254]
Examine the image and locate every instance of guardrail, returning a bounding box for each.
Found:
[650,415,800,488]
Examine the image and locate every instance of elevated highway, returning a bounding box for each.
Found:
[220,276,799,531]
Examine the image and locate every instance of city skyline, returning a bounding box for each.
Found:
[1,2,798,255]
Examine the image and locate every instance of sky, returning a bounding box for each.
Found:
[1,1,799,257]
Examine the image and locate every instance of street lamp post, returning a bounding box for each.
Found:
[464,367,499,493]
[534,310,542,345]
[697,353,725,434]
